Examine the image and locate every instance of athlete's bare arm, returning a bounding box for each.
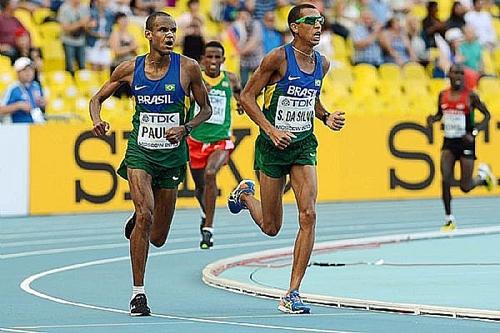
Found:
[470,92,490,131]
[227,71,244,115]
[240,48,296,150]
[90,59,135,136]
[165,57,212,143]
[427,91,444,126]
[314,55,345,131]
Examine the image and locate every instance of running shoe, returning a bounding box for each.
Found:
[129,293,151,316]
[278,290,311,314]
[227,180,255,214]
[478,163,497,191]
[124,212,136,240]
[199,216,206,232]
[200,228,213,249]
[440,220,456,232]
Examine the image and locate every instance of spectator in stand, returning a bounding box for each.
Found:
[261,11,283,54]
[109,0,133,16]
[0,57,46,124]
[446,1,467,32]
[315,18,334,60]
[464,0,496,50]
[368,0,392,25]
[132,0,164,16]
[380,17,417,66]
[58,0,91,74]
[177,0,205,41]
[13,30,43,83]
[221,0,240,23]
[352,10,384,67]
[232,5,263,86]
[0,0,30,64]
[460,24,483,72]
[330,0,350,39]
[110,12,137,97]
[433,28,465,78]
[253,0,276,20]
[86,0,114,71]
[422,1,446,48]
[182,18,205,62]
[407,15,429,66]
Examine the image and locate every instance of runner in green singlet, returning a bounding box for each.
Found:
[186,40,243,249]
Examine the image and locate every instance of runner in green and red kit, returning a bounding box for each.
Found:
[187,40,243,249]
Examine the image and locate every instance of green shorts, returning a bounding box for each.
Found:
[254,134,318,178]
[117,155,186,189]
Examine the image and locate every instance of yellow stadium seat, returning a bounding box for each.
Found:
[351,81,377,99]
[402,62,428,81]
[46,71,75,94]
[482,50,495,75]
[45,98,69,115]
[411,4,427,19]
[332,35,348,63]
[478,77,500,96]
[75,70,101,97]
[0,70,16,91]
[128,23,149,54]
[41,40,65,72]
[353,64,379,89]
[429,78,448,98]
[38,22,62,41]
[379,63,401,83]
[330,66,353,86]
[494,18,500,39]
[274,4,293,33]
[437,0,452,21]
[0,55,12,71]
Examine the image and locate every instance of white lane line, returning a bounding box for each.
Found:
[0,328,43,333]
[14,313,367,329]
[20,243,362,333]
[3,226,437,260]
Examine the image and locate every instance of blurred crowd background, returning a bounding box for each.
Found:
[0,0,498,124]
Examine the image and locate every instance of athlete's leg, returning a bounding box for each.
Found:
[127,168,154,288]
[190,168,206,213]
[241,172,286,236]
[203,150,230,228]
[459,157,484,193]
[149,187,178,247]
[441,150,456,216]
[288,165,317,292]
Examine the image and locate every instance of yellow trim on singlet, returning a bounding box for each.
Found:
[264,83,277,109]
[202,71,225,87]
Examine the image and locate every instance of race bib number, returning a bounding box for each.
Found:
[443,112,466,138]
[274,96,314,132]
[194,95,227,125]
[138,112,180,149]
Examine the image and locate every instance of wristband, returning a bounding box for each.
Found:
[183,123,193,136]
[471,128,478,137]
[321,112,331,125]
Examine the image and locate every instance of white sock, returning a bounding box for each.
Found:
[445,214,455,222]
[200,210,206,219]
[202,227,214,233]
[132,286,145,299]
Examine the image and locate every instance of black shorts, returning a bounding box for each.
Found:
[442,138,476,160]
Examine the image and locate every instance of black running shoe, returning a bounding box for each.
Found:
[200,229,213,249]
[124,212,136,240]
[129,293,151,316]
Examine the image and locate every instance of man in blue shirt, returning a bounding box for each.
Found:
[0,57,46,123]
[261,11,283,54]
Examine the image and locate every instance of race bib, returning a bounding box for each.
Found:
[274,96,314,132]
[443,112,466,138]
[194,94,227,125]
[137,112,180,149]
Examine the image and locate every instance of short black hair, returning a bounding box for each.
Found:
[287,4,317,31]
[204,40,225,56]
[427,1,438,10]
[115,12,127,23]
[145,11,171,31]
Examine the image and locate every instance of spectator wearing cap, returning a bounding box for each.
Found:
[0,57,46,123]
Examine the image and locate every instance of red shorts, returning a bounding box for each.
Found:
[187,136,235,170]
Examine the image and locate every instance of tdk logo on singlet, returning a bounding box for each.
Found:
[136,94,174,105]
[287,85,317,98]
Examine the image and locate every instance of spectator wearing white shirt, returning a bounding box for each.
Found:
[464,0,496,49]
